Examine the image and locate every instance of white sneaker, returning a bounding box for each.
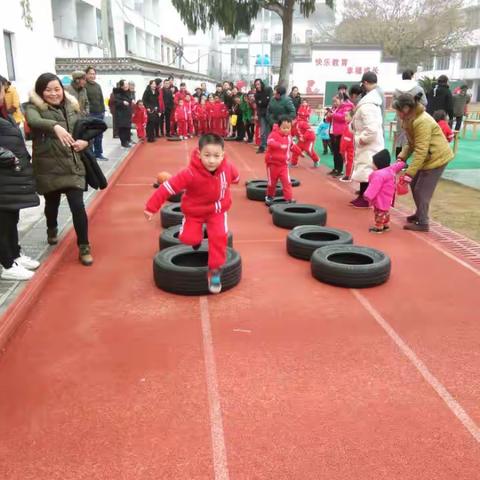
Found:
[15,253,40,271]
[1,262,35,281]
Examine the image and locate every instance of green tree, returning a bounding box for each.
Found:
[171,0,334,86]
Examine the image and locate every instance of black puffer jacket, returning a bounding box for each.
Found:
[142,87,159,112]
[113,88,133,128]
[0,115,39,211]
[427,84,453,120]
[254,80,273,117]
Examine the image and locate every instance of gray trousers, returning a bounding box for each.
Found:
[410,164,447,225]
[259,115,271,149]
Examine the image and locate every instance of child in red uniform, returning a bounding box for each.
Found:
[184,94,194,137]
[132,100,147,141]
[175,99,188,139]
[433,110,454,143]
[144,134,240,293]
[196,97,208,135]
[339,110,354,182]
[265,116,302,206]
[210,95,226,137]
[290,118,320,167]
[297,100,312,122]
[192,96,200,135]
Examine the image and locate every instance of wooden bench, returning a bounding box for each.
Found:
[462,118,480,139]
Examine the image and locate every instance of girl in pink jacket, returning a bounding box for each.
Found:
[364,149,405,234]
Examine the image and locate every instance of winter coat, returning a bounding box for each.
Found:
[231,103,243,123]
[175,105,188,122]
[351,88,385,183]
[317,121,330,140]
[72,117,108,190]
[209,101,227,120]
[0,114,39,211]
[297,104,311,121]
[340,124,354,163]
[437,119,454,143]
[289,94,302,113]
[24,91,86,194]
[364,161,405,211]
[195,104,207,121]
[65,84,89,116]
[142,87,159,112]
[295,119,315,142]
[132,105,148,127]
[4,85,25,124]
[452,92,471,118]
[145,148,240,217]
[240,100,253,123]
[113,88,133,128]
[266,127,302,166]
[393,79,427,147]
[254,82,273,117]
[426,84,453,120]
[174,90,190,106]
[267,95,296,127]
[162,87,174,110]
[329,100,354,136]
[399,104,454,178]
[85,80,105,114]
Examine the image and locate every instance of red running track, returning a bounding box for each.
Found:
[0,139,479,479]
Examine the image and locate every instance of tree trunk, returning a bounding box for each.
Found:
[278,0,295,87]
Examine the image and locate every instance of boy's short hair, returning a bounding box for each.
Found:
[277,115,292,126]
[349,85,363,97]
[180,82,186,87]
[199,133,224,150]
[213,94,219,99]
[433,109,447,122]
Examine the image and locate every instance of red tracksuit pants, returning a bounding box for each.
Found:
[177,120,188,137]
[266,164,293,200]
[211,118,224,137]
[179,212,229,270]
[343,151,354,178]
[291,140,319,166]
[135,123,146,140]
[197,119,207,135]
[254,120,261,146]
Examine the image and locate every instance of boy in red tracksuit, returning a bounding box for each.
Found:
[297,100,312,122]
[210,95,226,137]
[144,134,240,294]
[196,97,208,135]
[290,118,320,167]
[132,100,148,141]
[433,110,454,143]
[192,97,200,135]
[206,95,215,133]
[265,117,302,206]
[175,99,189,139]
[339,111,354,182]
[184,94,194,137]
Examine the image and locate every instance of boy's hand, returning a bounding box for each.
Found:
[144,210,154,221]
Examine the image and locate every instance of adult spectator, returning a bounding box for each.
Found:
[350,71,384,208]
[193,87,203,100]
[426,75,453,121]
[200,82,209,96]
[337,84,348,97]
[65,71,89,116]
[85,66,107,160]
[0,75,40,281]
[128,81,136,101]
[452,84,471,131]
[393,69,427,156]
[348,85,363,105]
[108,84,118,138]
[24,72,93,265]
[162,78,174,137]
[142,80,159,143]
[267,85,296,128]
[395,93,454,231]
[289,86,302,113]
[113,79,133,148]
[154,78,163,137]
[215,83,223,97]
[254,78,273,153]
[4,81,24,126]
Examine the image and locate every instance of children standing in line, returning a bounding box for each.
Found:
[144,134,240,294]
[196,97,208,136]
[175,98,189,139]
[433,110,454,143]
[265,116,302,206]
[363,149,405,234]
[290,117,320,167]
[317,116,331,154]
[132,100,148,142]
[184,94,194,137]
[339,110,354,182]
[209,95,227,137]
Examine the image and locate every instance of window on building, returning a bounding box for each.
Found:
[436,55,450,70]
[466,7,480,31]
[3,31,15,81]
[305,29,313,42]
[423,57,434,71]
[274,33,282,43]
[461,48,477,69]
[261,29,269,42]
[161,44,165,63]
[96,8,102,44]
[231,48,248,67]
[167,47,171,64]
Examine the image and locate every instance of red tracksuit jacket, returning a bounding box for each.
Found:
[438,120,454,143]
[295,120,315,142]
[266,127,302,165]
[175,105,188,122]
[145,149,240,217]
[297,104,311,121]
[174,90,190,106]
[340,123,354,177]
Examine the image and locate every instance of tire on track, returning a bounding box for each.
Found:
[245,178,300,187]
[161,202,184,228]
[159,225,234,250]
[153,245,242,295]
[246,181,282,201]
[311,245,391,288]
[167,136,182,142]
[271,203,327,229]
[287,226,353,260]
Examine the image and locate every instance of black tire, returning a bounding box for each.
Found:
[159,225,234,250]
[290,178,300,187]
[271,204,327,229]
[160,202,184,228]
[153,245,242,295]
[268,197,288,213]
[245,179,267,186]
[168,191,184,203]
[246,181,282,201]
[311,245,391,288]
[287,226,353,260]
[167,136,182,142]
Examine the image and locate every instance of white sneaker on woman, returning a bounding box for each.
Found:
[1,262,35,281]
[15,253,40,270]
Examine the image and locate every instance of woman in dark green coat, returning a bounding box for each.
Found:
[267,86,296,128]
[25,73,93,266]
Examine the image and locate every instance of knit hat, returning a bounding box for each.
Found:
[372,149,391,170]
[72,70,86,80]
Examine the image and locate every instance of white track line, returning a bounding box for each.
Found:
[199,297,230,480]
[352,289,480,443]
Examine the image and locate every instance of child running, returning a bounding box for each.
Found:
[144,134,240,293]
[363,149,405,234]
[290,116,320,167]
[132,100,147,142]
[265,116,302,206]
[339,110,354,182]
